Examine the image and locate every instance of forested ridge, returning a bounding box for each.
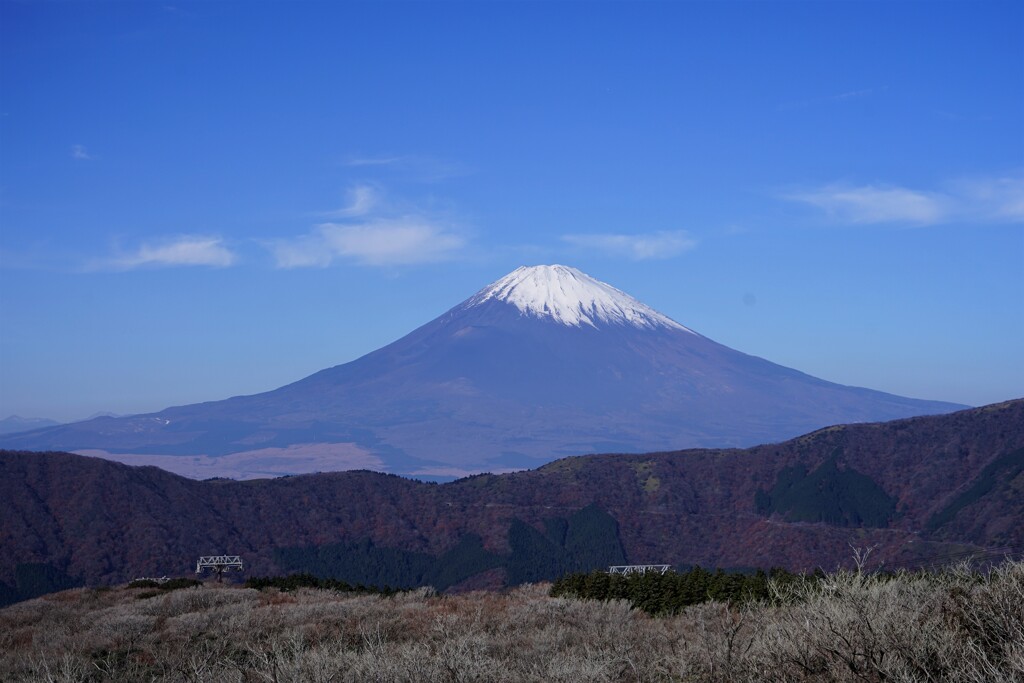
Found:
[1,400,1022,604]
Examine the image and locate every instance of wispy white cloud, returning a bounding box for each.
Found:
[783,174,1024,226]
[71,144,92,160]
[948,175,1024,222]
[270,218,465,268]
[270,185,466,268]
[562,230,697,260]
[784,184,948,225]
[321,184,379,218]
[106,236,237,269]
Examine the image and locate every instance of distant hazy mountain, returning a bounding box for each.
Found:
[0,416,60,436]
[2,265,965,478]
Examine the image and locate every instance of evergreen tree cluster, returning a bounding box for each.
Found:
[550,566,804,615]
[275,533,503,591]
[505,504,627,584]
[926,446,1024,533]
[755,450,897,528]
[0,563,81,608]
[244,573,406,596]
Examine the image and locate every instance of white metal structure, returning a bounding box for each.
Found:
[196,555,244,581]
[608,564,671,575]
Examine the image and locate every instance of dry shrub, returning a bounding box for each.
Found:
[742,561,1024,683]
[0,563,1021,682]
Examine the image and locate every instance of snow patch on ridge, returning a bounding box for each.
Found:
[468,265,694,332]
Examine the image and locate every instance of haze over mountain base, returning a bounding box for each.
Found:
[73,443,386,480]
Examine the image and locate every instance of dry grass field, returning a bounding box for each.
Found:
[1,561,1022,682]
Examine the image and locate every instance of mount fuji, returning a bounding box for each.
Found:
[4,265,965,478]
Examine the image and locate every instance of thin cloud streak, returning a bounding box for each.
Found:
[785,184,948,225]
[106,236,237,269]
[344,156,407,167]
[71,144,92,160]
[830,87,882,101]
[777,86,886,111]
[562,230,697,260]
[784,174,1024,226]
[342,154,471,182]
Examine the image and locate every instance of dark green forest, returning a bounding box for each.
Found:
[926,446,1024,533]
[275,504,627,589]
[0,563,81,608]
[755,451,896,527]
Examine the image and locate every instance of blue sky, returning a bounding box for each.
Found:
[1,1,1021,422]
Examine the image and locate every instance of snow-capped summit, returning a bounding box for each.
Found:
[467,264,693,332]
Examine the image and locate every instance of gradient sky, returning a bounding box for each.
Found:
[1,1,1022,423]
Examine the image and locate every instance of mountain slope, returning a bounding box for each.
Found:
[1,400,1021,600]
[2,265,965,478]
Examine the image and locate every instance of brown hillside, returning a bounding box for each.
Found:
[1,400,1022,593]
